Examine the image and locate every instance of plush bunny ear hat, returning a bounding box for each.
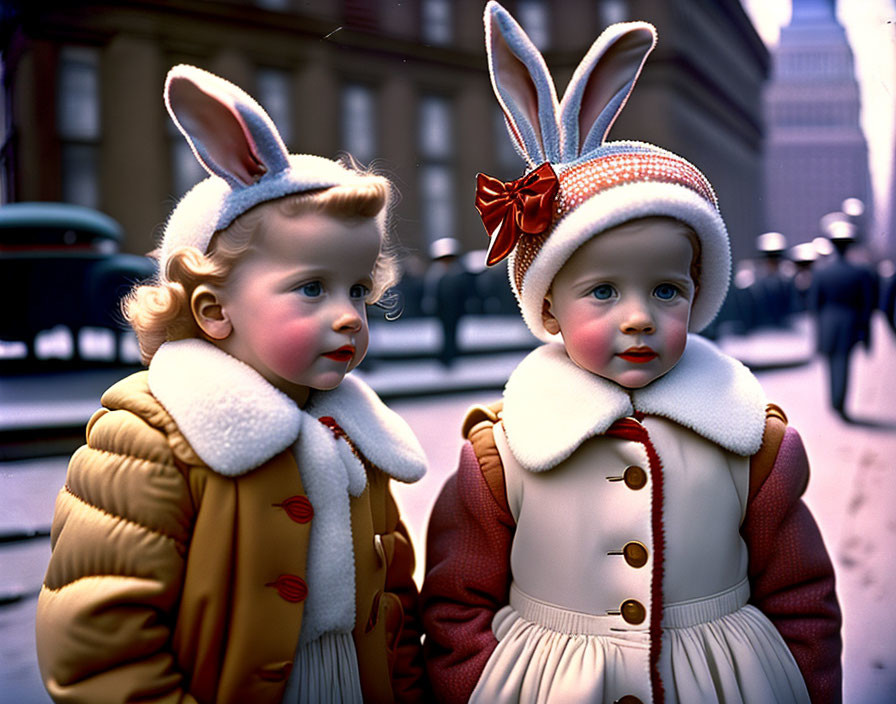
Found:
[477,1,731,341]
[159,64,386,280]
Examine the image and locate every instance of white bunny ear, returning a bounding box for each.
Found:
[485,1,560,166]
[165,64,291,188]
[558,22,656,161]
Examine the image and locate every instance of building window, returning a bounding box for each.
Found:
[57,46,100,208]
[0,58,7,145]
[418,94,455,245]
[256,67,293,146]
[597,0,628,27]
[517,0,550,50]
[420,165,455,243]
[1,58,9,203]
[494,107,521,177]
[421,0,453,45]
[61,145,99,208]
[341,82,377,164]
[419,94,452,159]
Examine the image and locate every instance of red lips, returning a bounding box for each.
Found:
[323,346,355,362]
[617,347,657,363]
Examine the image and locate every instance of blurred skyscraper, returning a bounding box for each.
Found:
[1,0,767,262]
[889,79,896,256]
[763,0,873,248]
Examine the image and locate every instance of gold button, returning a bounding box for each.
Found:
[620,599,646,624]
[623,465,647,490]
[623,541,648,568]
[615,696,644,704]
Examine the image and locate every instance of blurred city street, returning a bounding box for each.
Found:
[2,313,895,702]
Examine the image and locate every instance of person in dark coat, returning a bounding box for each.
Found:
[751,232,795,329]
[789,242,818,312]
[423,238,471,366]
[881,267,896,337]
[809,220,877,420]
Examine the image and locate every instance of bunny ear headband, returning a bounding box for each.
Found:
[159,64,383,280]
[476,1,731,340]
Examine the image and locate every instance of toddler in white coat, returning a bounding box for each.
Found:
[421,4,841,703]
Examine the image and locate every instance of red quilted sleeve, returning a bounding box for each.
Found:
[421,441,515,704]
[742,426,843,703]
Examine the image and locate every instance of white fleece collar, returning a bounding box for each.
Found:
[502,334,767,471]
[147,338,426,481]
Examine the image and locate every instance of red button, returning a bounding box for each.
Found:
[266,574,308,603]
[275,495,313,523]
[318,416,346,439]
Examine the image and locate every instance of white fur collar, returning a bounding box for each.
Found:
[502,334,767,471]
[148,338,426,481]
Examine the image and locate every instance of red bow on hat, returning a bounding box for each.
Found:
[475,162,559,266]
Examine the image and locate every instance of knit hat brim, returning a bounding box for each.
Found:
[512,179,731,341]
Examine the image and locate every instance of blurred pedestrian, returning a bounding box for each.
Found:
[789,242,818,312]
[809,216,877,420]
[423,237,470,366]
[881,263,896,336]
[393,253,427,318]
[751,231,794,328]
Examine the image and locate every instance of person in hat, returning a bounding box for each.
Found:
[883,262,896,337]
[809,215,878,420]
[789,241,820,312]
[421,4,841,703]
[35,65,428,703]
[751,231,795,328]
[423,237,471,366]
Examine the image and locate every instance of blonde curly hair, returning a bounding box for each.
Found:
[124,177,397,364]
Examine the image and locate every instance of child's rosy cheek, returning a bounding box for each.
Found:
[575,318,613,350]
[665,320,689,355]
[266,319,318,375]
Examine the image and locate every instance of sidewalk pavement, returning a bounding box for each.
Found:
[749,314,896,703]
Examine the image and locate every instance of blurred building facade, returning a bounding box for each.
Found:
[1,0,767,263]
[763,0,873,250]
[889,103,896,256]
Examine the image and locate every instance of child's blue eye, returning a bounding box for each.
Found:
[297,281,323,297]
[350,284,370,299]
[591,284,616,300]
[654,284,679,301]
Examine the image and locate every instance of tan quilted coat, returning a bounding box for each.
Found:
[36,358,426,704]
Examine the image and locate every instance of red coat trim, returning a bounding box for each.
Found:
[605,415,666,704]
[421,442,515,704]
